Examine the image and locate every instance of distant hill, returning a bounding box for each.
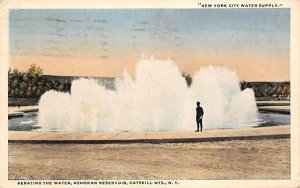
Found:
[9,73,290,106]
[43,75,290,97]
[42,75,116,90]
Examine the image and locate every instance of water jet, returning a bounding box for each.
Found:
[38,58,258,132]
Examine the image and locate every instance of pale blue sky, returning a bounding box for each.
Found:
[9,9,290,81]
[10,9,290,56]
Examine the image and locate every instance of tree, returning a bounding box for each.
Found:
[27,64,43,78]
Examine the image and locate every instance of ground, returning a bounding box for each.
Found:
[9,138,290,180]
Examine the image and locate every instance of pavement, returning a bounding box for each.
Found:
[256,100,290,106]
[8,125,290,144]
[8,105,38,119]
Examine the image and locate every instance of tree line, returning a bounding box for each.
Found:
[8,64,71,98]
[240,81,290,99]
[9,65,290,100]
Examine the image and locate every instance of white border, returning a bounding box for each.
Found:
[1,0,299,187]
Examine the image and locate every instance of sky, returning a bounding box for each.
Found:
[9,9,290,81]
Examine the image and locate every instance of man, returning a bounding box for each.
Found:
[196,101,204,132]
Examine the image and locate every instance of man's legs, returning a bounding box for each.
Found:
[196,118,199,132]
[200,119,203,131]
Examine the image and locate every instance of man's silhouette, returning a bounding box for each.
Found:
[196,101,204,132]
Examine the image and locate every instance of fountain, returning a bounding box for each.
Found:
[38,57,258,132]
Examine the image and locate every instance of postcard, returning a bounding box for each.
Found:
[1,0,300,187]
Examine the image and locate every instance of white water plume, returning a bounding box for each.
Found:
[38,57,258,132]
